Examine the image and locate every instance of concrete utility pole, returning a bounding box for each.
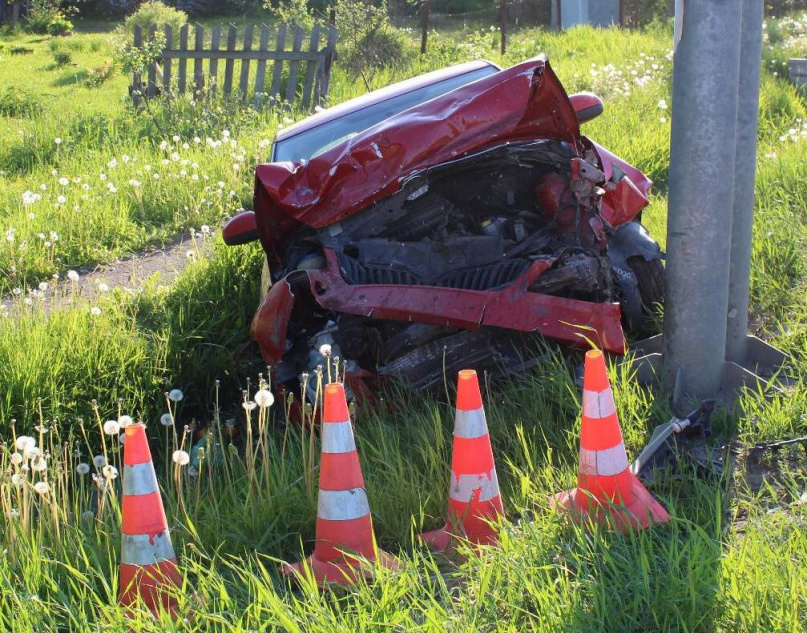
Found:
[663,0,743,397]
[633,0,788,408]
[726,0,764,363]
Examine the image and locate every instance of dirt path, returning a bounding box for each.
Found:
[1,232,216,315]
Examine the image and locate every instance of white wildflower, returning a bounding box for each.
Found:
[10,452,23,466]
[168,389,184,402]
[242,400,257,412]
[103,420,120,435]
[76,463,90,475]
[172,450,190,466]
[31,455,47,472]
[118,415,133,427]
[67,270,80,282]
[11,474,25,487]
[254,389,274,408]
[33,481,50,495]
[93,454,106,468]
[160,412,173,426]
[54,137,62,145]
[98,282,109,292]
[90,306,102,316]
[58,177,69,187]
[319,343,332,357]
[102,465,118,480]
[15,436,36,452]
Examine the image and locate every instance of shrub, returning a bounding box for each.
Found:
[334,0,415,79]
[0,86,43,118]
[121,1,187,43]
[84,60,115,87]
[25,0,73,35]
[47,14,73,36]
[51,49,73,67]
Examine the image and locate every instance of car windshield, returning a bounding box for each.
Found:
[273,67,499,163]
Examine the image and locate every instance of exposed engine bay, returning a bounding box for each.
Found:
[263,141,664,392]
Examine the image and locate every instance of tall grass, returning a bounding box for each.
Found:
[1,14,807,632]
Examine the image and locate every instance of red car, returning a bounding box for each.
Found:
[224,56,663,393]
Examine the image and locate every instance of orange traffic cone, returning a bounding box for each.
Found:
[282,382,399,586]
[119,423,183,617]
[422,369,504,551]
[553,350,671,531]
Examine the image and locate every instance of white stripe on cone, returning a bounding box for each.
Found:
[579,443,629,477]
[121,530,176,566]
[449,468,500,503]
[321,421,356,454]
[582,386,616,419]
[317,488,370,521]
[123,463,159,497]
[454,408,489,439]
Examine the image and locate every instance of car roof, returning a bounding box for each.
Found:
[274,60,500,145]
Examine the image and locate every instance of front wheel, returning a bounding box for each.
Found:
[627,256,665,334]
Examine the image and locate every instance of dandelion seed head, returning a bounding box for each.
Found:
[242,400,257,412]
[319,343,332,357]
[160,412,173,426]
[103,420,120,435]
[33,481,49,495]
[76,463,90,475]
[102,465,118,479]
[168,389,184,402]
[10,452,23,466]
[254,389,274,408]
[11,473,25,487]
[118,415,133,427]
[31,455,47,472]
[90,306,102,316]
[172,450,190,466]
[93,454,106,468]
[67,270,79,282]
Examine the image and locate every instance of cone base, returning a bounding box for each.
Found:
[552,479,671,532]
[421,522,499,552]
[281,550,400,587]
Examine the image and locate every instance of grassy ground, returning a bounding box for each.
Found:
[1,12,807,632]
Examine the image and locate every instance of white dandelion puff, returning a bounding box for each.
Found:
[172,450,190,466]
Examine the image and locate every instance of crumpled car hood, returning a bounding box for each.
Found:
[254,56,582,239]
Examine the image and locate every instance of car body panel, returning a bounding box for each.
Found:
[254,56,583,254]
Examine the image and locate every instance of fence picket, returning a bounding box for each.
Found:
[147,25,157,97]
[223,24,237,95]
[239,24,255,100]
[194,24,205,93]
[177,24,188,94]
[253,25,271,107]
[163,25,173,92]
[132,25,142,107]
[300,25,321,110]
[314,24,337,107]
[209,25,221,93]
[285,25,305,104]
[132,23,335,112]
[270,25,287,99]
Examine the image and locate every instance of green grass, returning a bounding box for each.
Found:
[1,12,807,632]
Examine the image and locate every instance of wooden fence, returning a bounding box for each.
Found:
[132,23,337,112]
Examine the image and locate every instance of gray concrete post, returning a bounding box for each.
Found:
[726,0,764,363]
[663,0,743,397]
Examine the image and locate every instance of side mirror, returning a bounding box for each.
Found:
[569,92,604,124]
[223,210,260,245]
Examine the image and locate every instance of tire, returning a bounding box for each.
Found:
[260,259,272,300]
[627,256,665,334]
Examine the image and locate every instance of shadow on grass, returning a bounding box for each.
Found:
[52,69,89,86]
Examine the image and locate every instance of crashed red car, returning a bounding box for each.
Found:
[225,56,663,392]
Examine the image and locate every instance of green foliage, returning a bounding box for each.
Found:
[264,0,316,29]
[336,0,416,80]
[121,0,187,43]
[84,60,115,87]
[25,0,73,35]
[51,48,72,66]
[0,86,43,118]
